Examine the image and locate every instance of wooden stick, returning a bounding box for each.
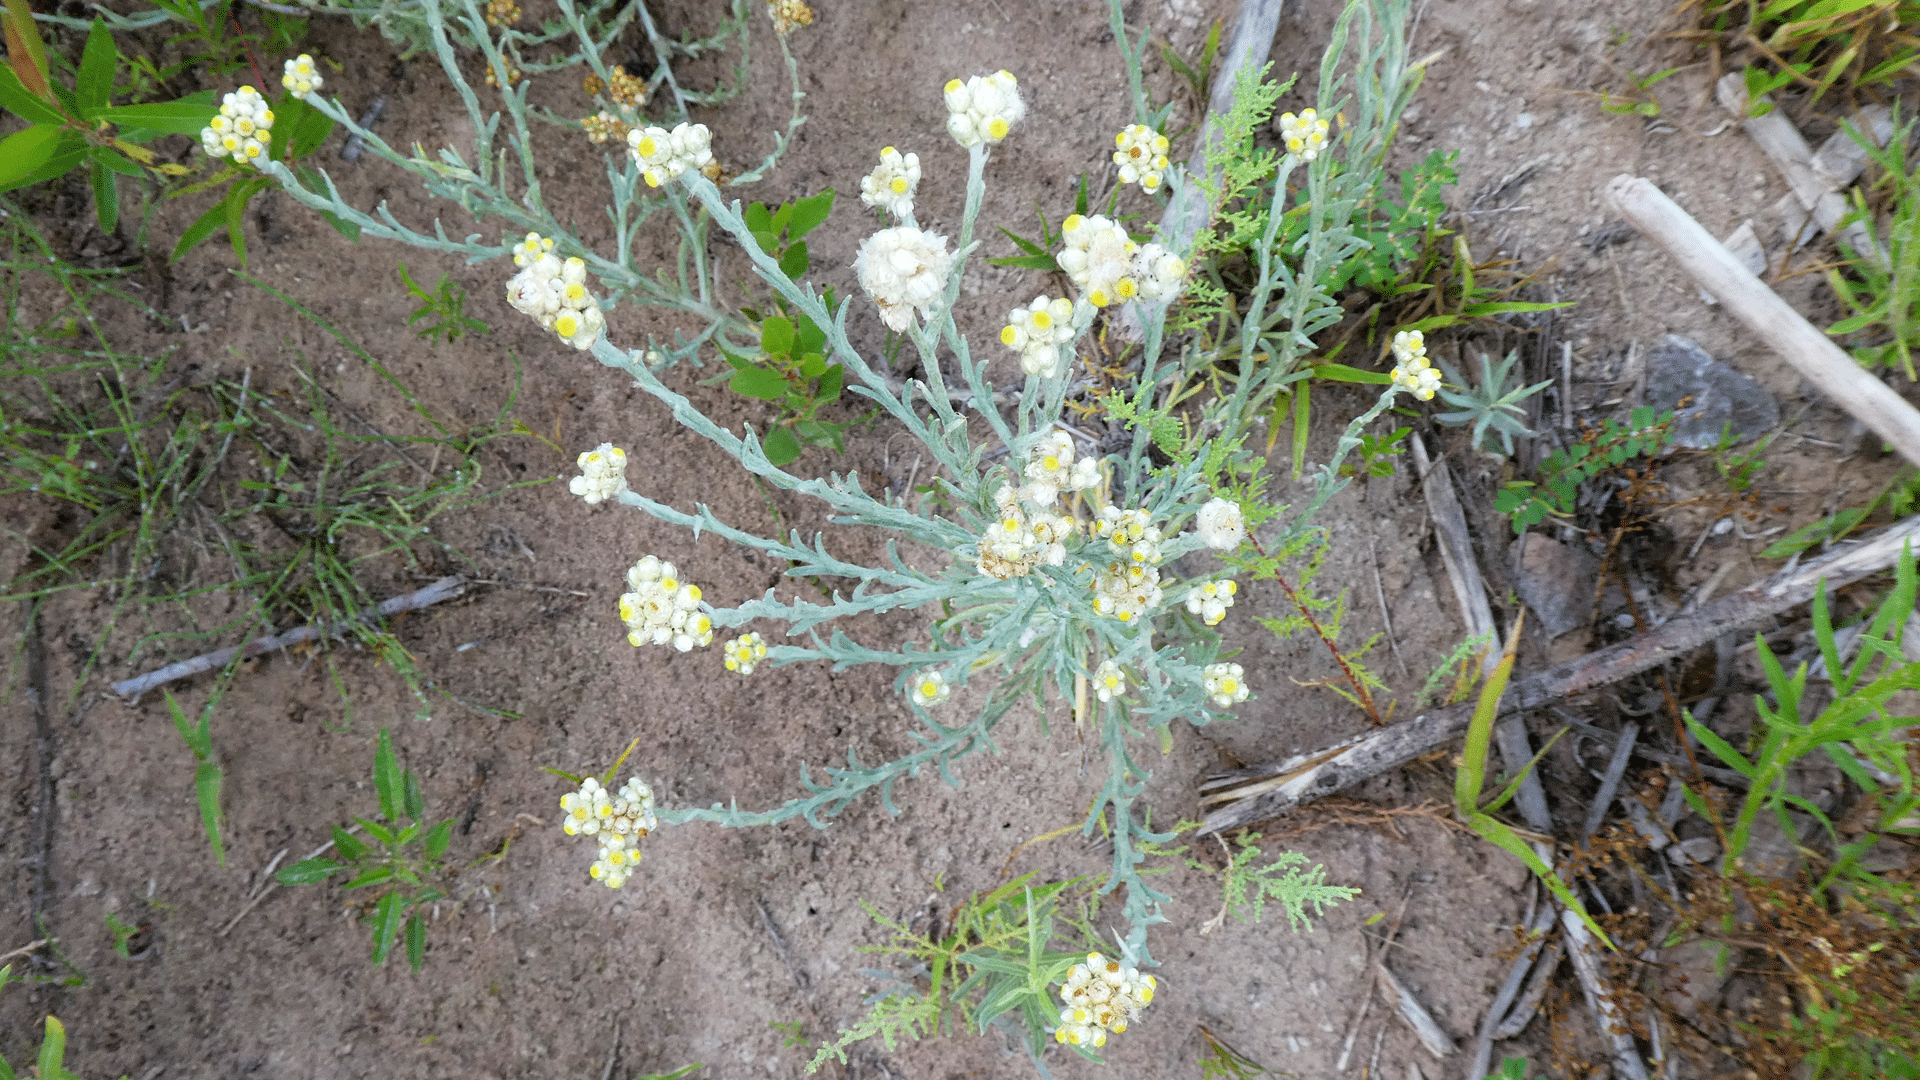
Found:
[1563,907,1650,1080]
[1199,512,1920,834]
[1607,174,1920,469]
[110,576,469,699]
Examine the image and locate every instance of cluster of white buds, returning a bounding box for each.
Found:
[1056,952,1156,1048]
[618,556,714,651]
[1023,430,1100,507]
[1279,108,1330,162]
[505,235,605,350]
[853,226,952,332]
[558,776,658,889]
[281,54,323,100]
[199,86,273,166]
[1195,497,1247,550]
[1112,124,1171,192]
[1094,505,1165,569]
[1093,659,1127,702]
[722,632,768,675]
[977,485,1075,580]
[1202,662,1250,708]
[627,122,713,187]
[943,70,1024,147]
[1057,214,1136,308]
[1091,562,1163,623]
[1131,243,1187,302]
[1390,329,1442,400]
[909,669,951,707]
[1000,295,1079,378]
[859,146,920,221]
[568,443,628,504]
[1184,579,1238,626]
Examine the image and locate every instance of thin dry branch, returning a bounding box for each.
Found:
[1606,174,1920,468]
[1199,512,1920,834]
[111,576,469,699]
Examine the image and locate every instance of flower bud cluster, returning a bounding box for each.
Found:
[909,669,951,707]
[505,236,605,350]
[484,0,520,26]
[722,632,768,675]
[581,110,632,145]
[1000,295,1079,378]
[1112,124,1171,192]
[199,86,273,166]
[1023,430,1100,507]
[1390,329,1441,400]
[568,443,628,504]
[1184,579,1238,626]
[1093,659,1127,702]
[1057,217,1188,308]
[1094,505,1164,568]
[943,70,1024,147]
[484,58,521,88]
[627,123,713,188]
[281,55,323,100]
[854,226,952,331]
[1202,662,1250,708]
[859,146,920,221]
[618,556,714,651]
[1056,952,1155,1048]
[603,64,647,108]
[767,0,815,34]
[1279,108,1330,162]
[1195,497,1247,550]
[558,776,657,889]
[1091,562,1163,623]
[977,485,1075,580]
[1131,243,1187,302]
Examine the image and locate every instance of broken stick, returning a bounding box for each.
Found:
[111,576,469,699]
[1200,512,1920,834]
[1606,174,1920,469]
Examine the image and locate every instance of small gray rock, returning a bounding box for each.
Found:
[1644,334,1780,448]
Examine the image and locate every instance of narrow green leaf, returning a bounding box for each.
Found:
[355,817,396,846]
[402,767,424,823]
[1290,382,1310,481]
[3,0,52,99]
[1685,710,1759,779]
[369,892,403,965]
[405,914,426,971]
[36,1016,67,1079]
[373,729,400,821]
[1311,362,1392,385]
[93,147,144,177]
[75,18,114,114]
[332,824,368,862]
[0,124,64,188]
[424,819,452,858]
[195,760,226,867]
[343,865,396,889]
[223,181,250,265]
[0,62,63,123]
[88,157,118,234]
[276,857,342,885]
[171,200,229,263]
[92,101,219,134]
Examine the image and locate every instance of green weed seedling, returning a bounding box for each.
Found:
[1763,468,1920,558]
[1193,832,1359,929]
[1433,349,1552,456]
[0,1011,121,1080]
[1495,406,1675,532]
[1827,104,1920,379]
[277,729,453,971]
[399,262,490,344]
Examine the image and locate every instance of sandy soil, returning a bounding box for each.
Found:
[5,0,1915,1078]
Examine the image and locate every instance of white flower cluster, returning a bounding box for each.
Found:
[722,631,768,675]
[1390,329,1441,400]
[1091,562,1163,623]
[1056,952,1156,1048]
[854,226,952,331]
[910,669,951,707]
[1023,430,1099,507]
[1184,579,1238,626]
[943,70,1024,147]
[199,86,273,166]
[558,776,657,889]
[859,146,920,221]
[1112,124,1171,192]
[1093,659,1127,702]
[1195,497,1247,550]
[1000,295,1078,378]
[618,556,714,651]
[505,235,606,350]
[1202,662,1250,708]
[1057,216,1186,308]
[568,443,628,504]
[977,484,1075,580]
[627,122,712,188]
[1094,505,1165,568]
[281,54,323,100]
[1279,108,1330,162]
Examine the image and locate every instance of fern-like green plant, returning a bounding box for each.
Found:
[1198,833,1360,929]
